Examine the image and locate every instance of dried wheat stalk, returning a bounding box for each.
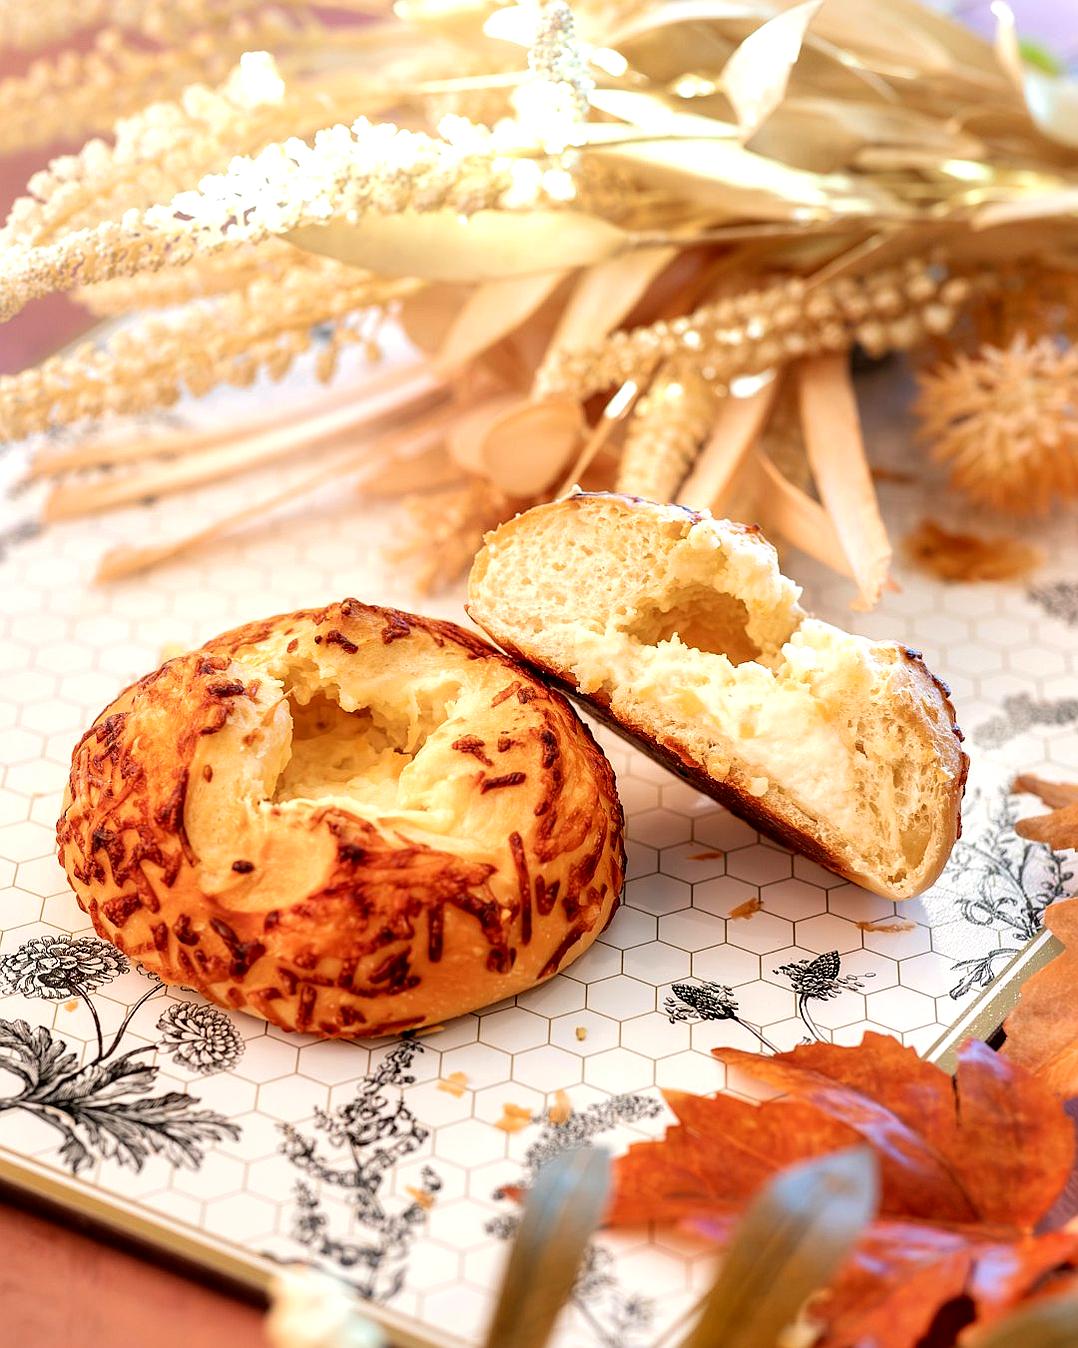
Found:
[0,0,377,52]
[538,262,970,402]
[0,113,561,326]
[0,265,416,438]
[0,9,322,155]
[1,49,437,252]
[76,240,302,314]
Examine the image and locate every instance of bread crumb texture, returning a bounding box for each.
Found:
[57,601,624,1036]
[468,493,967,899]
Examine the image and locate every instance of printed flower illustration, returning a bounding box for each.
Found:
[973,692,1078,750]
[1029,580,1078,628]
[0,935,128,999]
[664,981,740,1023]
[664,982,777,1052]
[282,1039,440,1302]
[486,1091,661,1345]
[0,935,241,1175]
[935,789,1075,997]
[157,1001,243,1075]
[777,951,843,1000]
[775,951,873,1040]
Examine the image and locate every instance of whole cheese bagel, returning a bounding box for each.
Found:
[57,601,624,1037]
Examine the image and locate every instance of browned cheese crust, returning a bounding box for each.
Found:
[57,601,624,1037]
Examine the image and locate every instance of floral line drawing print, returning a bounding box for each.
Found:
[934,790,1075,998]
[664,981,778,1051]
[0,935,240,1174]
[281,1038,440,1303]
[0,935,129,1059]
[487,1093,661,1347]
[1029,579,1078,628]
[776,952,874,1042]
[665,953,872,1046]
[157,1002,243,1075]
[972,692,1078,749]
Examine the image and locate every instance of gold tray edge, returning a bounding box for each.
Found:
[0,1149,466,1348]
[924,928,1063,1072]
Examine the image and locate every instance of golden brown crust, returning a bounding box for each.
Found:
[57,600,624,1037]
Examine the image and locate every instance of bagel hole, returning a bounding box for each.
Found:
[272,681,461,807]
[625,584,761,665]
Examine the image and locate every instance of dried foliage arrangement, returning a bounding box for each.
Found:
[2,0,1078,587]
[609,1033,1078,1348]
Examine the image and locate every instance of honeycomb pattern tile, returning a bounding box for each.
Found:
[0,351,1075,1348]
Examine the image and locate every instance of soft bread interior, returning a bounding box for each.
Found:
[468,494,962,898]
[269,658,465,814]
[183,639,513,894]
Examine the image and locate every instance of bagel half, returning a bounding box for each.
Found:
[467,494,967,900]
[57,601,624,1037]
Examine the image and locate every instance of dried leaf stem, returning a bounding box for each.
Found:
[796,353,892,608]
[44,364,444,520]
[678,373,782,510]
[95,403,454,582]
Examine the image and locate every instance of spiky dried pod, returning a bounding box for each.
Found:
[916,336,1078,515]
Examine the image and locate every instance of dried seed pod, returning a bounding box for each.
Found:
[615,364,717,503]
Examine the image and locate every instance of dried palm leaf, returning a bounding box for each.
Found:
[796,353,891,607]
[677,371,782,509]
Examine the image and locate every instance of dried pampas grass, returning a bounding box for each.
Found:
[2,0,1078,591]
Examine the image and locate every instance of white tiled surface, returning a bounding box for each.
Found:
[0,353,1076,1346]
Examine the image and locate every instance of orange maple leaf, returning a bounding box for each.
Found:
[608,1034,1078,1347]
[1002,896,1078,1097]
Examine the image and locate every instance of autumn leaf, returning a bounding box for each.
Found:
[608,1034,1078,1347]
[1012,774,1078,853]
[904,520,1042,583]
[809,1222,1078,1348]
[611,1036,1071,1227]
[1002,896,1078,1097]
